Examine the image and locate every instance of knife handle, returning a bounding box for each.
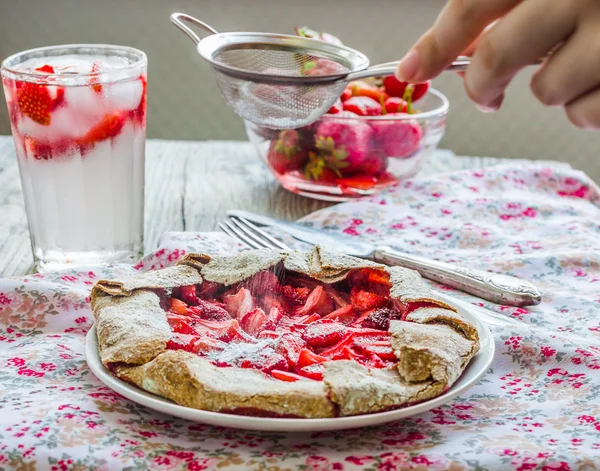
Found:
[374,246,542,307]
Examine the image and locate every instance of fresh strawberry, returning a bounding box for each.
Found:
[322,304,355,325]
[282,285,310,305]
[297,313,322,325]
[193,299,232,321]
[190,318,230,338]
[340,345,363,362]
[295,26,343,45]
[258,330,280,339]
[78,112,126,146]
[191,336,227,354]
[297,363,325,380]
[364,353,388,368]
[361,307,399,331]
[244,270,282,295]
[304,58,348,76]
[285,313,321,331]
[240,350,288,373]
[267,306,284,326]
[350,328,390,347]
[224,319,257,343]
[360,340,396,361]
[267,129,309,174]
[285,274,322,291]
[90,61,104,93]
[337,175,378,190]
[17,83,52,125]
[304,153,342,183]
[179,285,199,305]
[169,298,191,315]
[275,333,307,369]
[406,81,430,103]
[23,136,54,160]
[297,348,328,369]
[166,333,198,352]
[356,154,389,177]
[342,96,382,116]
[239,308,270,336]
[295,286,334,317]
[50,87,65,111]
[271,370,308,382]
[166,313,198,335]
[315,116,373,176]
[349,310,372,328]
[347,268,390,287]
[370,116,423,158]
[323,285,349,309]
[223,287,255,319]
[366,269,392,287]
[384,97,408,114]
[261,294,293,316]
[350,288,389,312]
[340,86,353,102]
[301,319,346,348]
[197,281,221,300]
[135,75,147,125]
[35,65,55,74]
[383,75,408,98]
[319,332,355,359]
[327,98,343,114]
[349,81,389,103]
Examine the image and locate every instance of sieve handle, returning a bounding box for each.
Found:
[347,55,545,81]
[346,56,472,81]
[170,13,219,45]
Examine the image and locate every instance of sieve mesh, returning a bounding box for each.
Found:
[206,43,359,129]
[171,14,370,129]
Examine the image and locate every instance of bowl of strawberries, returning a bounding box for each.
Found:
[245,27,448,201]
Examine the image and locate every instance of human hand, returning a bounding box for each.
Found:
[396,0,600,129]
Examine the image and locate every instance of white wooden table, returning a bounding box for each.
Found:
[0,135,561,277]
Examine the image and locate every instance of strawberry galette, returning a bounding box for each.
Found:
[91,247,480,418]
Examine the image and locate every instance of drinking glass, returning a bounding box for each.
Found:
[1,44,147,271]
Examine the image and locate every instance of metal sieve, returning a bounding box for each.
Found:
[171,13,471,129]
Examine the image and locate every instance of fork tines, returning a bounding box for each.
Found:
[219,216,291,251]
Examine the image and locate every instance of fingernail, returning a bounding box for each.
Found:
[397,49,419,81]
[476,94,504,113]
[476,103,497,113]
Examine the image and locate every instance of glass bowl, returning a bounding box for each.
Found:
[245,88,449,201]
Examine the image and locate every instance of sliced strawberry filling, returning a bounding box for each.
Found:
[161,267,441,382]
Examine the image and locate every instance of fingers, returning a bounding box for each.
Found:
[565,87,600,129]
[464,0,578,110]
[396,0,521,82]
[530,10,600,107]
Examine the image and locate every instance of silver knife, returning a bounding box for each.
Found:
[227,210,542,307]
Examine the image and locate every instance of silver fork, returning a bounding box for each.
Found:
[219,216,528,328]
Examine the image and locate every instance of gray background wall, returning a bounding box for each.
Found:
[1,0,598,181]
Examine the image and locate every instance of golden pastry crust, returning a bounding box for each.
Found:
[200,250,286,286]
[93,290,170,366]
[406,307,480,341]
[323,360,445,416]
[389,320,479,385]
[91,247,481,418]
[386,266,457,311]
[116,350,336,418]
[91,265,204,300]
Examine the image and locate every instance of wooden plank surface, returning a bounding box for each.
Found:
[0,135,557,277]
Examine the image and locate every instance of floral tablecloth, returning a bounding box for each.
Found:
[1,163,600,471]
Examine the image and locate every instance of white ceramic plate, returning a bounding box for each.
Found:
[85,300,495,432]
